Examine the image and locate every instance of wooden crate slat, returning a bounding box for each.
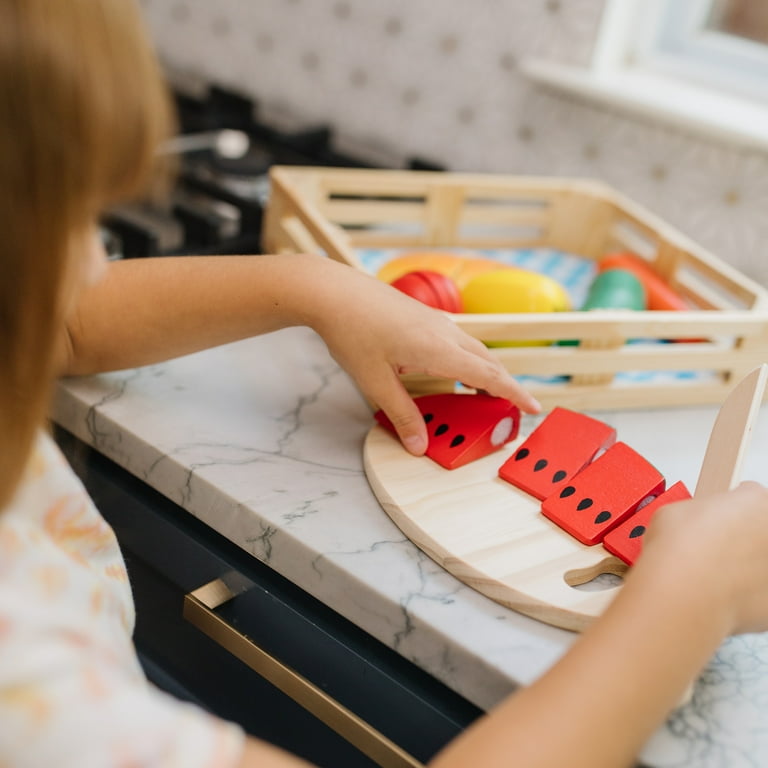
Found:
[456,226,548,245]
[344,235,550,250]
[675,250,763,309]
[309,167,613,199]
[322,199,550,235]
[675,270,750,311]
[459,205,550,227]
[279,215,322,255]
[321,200,427,225]
[401,378,744,413]
[608,216,664,259]
[674,283,721,311]
[452,309,763,341]
[345,232,433,249]
[491,342,761,376]
[528,381,734,412]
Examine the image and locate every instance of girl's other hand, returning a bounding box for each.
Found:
[635,481,768,637]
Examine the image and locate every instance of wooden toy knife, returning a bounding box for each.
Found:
[694,364,768,498]
[674,364,768,710]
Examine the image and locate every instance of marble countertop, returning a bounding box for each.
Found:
[51,326,768,768]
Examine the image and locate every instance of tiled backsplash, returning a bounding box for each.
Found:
[140,0,768,286]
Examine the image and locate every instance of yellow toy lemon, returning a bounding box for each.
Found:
[461,269,570,346]
[462,269,570,313]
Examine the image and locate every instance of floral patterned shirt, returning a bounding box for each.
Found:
[0,431,245,767]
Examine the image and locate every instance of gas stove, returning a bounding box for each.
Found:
[102,84,445,260]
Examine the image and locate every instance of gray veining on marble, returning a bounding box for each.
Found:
[51,326,768,767]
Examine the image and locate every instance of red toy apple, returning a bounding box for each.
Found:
[390,270,463,312]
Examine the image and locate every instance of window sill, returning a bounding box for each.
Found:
[521,58,768,154]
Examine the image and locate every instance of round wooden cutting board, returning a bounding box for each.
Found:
[363,425,627,632]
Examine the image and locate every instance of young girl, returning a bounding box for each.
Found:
[2,2,768,767]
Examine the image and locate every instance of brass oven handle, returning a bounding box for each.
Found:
[183,578,425,768]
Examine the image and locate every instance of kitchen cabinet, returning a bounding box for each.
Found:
[56,426,479,767]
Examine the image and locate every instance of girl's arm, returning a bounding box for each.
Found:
[60,253,540,453]
[430,482,768,768]
[232,483,768,768]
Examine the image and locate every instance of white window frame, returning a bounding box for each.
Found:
[522,0,768,151]
[597,0,768,102]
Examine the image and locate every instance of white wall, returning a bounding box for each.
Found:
[140,0,768,286]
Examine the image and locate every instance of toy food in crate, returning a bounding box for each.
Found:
[263,166,768,410]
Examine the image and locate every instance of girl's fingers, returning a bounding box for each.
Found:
[360,370,428,455]
[398,342,541,414]
[357,346,539,456]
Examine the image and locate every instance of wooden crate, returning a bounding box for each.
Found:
[263,165,768,411]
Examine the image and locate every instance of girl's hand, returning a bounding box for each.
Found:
[635,481,768,636]
[308,262,541,454]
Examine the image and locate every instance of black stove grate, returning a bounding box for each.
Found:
[102,85,445,260]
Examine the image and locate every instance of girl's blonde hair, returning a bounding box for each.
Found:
[0,0,174,507]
